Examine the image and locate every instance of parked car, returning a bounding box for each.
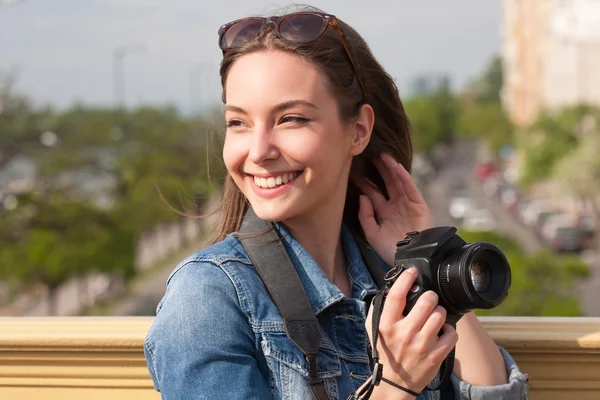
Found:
[475,161,498,181]
[546,226,584,253]
[521,202,553,227]
[462,209,497,231]
[578,214,596,240]
[449,196,476,221]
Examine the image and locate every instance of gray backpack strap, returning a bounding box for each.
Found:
[239,207,331,400]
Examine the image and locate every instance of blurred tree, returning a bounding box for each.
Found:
[460,230,589,316]
[551,112,600,251]
[458,55,514,155]
[458,102,513,154]
[0,189,133,315]
[519,105,591,185]
[467,55,503,104]
[0,69,55,170]
[405,88,459,162]
[0,95,226,313]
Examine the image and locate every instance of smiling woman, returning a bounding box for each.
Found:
[143,4,529,400]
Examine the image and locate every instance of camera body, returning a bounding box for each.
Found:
[386,226,511,326]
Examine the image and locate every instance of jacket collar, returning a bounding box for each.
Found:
[273,222,381,315]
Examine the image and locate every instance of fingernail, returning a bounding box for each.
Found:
[406,267,418,276]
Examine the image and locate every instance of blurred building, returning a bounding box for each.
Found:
[410,73,451,96]
[502,0,600,126]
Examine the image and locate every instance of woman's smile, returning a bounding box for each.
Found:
[247,170,305,199]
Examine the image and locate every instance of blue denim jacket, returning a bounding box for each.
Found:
[144,223,529,399]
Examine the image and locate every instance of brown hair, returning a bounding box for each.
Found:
[212,5,413,243]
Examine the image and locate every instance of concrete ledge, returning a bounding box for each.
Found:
[1,316,599,399]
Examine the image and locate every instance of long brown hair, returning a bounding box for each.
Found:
[212,5,413,243]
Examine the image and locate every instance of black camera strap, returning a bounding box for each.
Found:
[239,208,454,400]
[239,207,331,400]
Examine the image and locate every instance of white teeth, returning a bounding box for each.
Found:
[253,171,301,189]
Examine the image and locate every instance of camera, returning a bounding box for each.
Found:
[386,226,511,326]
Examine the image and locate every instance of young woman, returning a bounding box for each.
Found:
[144,6,529,400]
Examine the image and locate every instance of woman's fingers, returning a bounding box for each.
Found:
[379,268,418,330]
[358,195,379,238]
[402,290,440,333]
[418,304,447,340]
[429,324,459,362]
[355,178,387,210]
[373,155,398,199]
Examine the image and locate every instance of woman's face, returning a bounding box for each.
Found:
[223,50,370,224]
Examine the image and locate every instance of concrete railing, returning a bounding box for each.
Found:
[0,317,599,399]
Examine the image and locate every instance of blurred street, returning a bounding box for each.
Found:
[426,142,600,316]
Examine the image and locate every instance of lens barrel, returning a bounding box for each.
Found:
[438,242,511,312]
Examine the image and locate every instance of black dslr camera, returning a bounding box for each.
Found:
[386,226,511,326]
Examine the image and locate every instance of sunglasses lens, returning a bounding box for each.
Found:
[220,19,264,49]
[279,14,327,43]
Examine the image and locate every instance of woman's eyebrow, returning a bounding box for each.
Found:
[225,105,248,115]
[225,100,318,116]
[272,100,318,113]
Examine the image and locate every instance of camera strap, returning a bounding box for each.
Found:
[239,207,331,400]
[239,208,454,400]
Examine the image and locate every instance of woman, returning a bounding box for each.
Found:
[144,6,529,400]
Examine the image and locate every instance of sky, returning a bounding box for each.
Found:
[0,0,503,112]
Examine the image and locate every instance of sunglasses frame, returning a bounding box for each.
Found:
[218,12,367,100]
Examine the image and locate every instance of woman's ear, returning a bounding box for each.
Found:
[350,104,375,156]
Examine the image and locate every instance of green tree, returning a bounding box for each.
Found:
[519,105,591,185]
[0,189,133,315]
[468,55,503,104]
[457,55,514,155]
[551,114,600,251]
[458,102,513,154]
[0,98,225,313]
[405,88,459,160]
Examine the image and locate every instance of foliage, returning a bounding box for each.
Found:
[519,105,593,186]
[0,74,225,313]
[457,55,515,155]
[405,88,460,156]
[465,55,503,104]
[458,102,513,154]
[460,230,588,316]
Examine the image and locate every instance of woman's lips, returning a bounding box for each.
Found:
[247,170,304,199]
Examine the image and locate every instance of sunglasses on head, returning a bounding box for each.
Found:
[218,12,367,100]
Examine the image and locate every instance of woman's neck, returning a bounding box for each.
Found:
[283,206,350,296]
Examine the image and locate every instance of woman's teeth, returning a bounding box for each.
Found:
[254,171,301,189]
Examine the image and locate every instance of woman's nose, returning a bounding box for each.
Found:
[248,126,280,164]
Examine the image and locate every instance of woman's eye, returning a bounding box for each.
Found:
[226,120,246,128]
[280,116,310,125]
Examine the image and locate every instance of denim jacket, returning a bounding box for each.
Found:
[144,223,529,400]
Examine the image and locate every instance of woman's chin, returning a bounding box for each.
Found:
[249,200,298,223]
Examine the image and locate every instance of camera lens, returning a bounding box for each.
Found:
[470,261,492,293]
[438,243,511,312]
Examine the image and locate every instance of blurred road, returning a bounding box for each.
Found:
[425,141,600,316]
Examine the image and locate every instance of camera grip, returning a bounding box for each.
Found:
[402,271,426,317]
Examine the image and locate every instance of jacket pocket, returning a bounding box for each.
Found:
[261,332,342,399]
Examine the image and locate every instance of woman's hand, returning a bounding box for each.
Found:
[366,268,459,394]
[356,153,432,266]
[357,153,457,394]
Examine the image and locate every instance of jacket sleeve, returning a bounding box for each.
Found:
[144,259,272,400]
[450,346,529,399]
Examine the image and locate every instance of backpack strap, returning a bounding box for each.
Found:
[239,207,331,400]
